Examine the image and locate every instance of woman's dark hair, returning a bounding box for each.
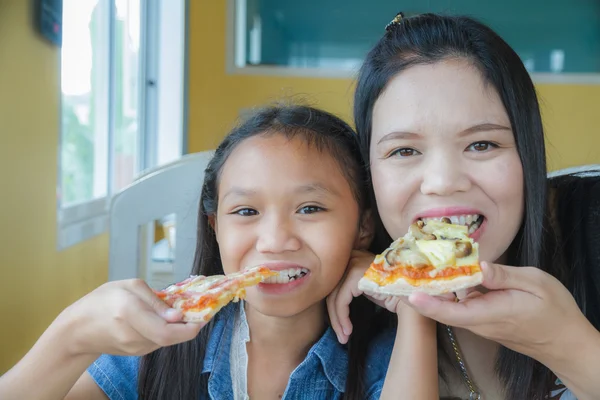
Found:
[353,12,568,400]
[138,104,375,400]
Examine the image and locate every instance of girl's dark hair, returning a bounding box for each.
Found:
[138,104,375,400]
[353,12,567,400]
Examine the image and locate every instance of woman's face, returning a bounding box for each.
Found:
[369,59,524,264]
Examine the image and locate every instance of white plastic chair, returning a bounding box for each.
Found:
[548,164,600,178]
[108,151,214,286]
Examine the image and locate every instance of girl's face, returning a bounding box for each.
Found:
[369,59,524,264]
[214,133,369,317]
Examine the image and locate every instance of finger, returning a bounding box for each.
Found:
[326,287,345,343]
[407,290,504,327]
[126,279,184,321]
[127,298,206,346]
[437,292,459,302]
[480,262,542,297]
[336,282,362,339]
[384,296,401,312]
[364,293,387,308]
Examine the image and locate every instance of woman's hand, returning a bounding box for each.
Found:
[60,279,205,357]
[408,261,598,368]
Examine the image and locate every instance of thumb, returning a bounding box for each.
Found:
[150,294,184,322]
[480,262,537,294]
[127,281,184,322]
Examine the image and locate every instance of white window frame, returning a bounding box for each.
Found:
[225,0,600,84]
[57,0,187,250]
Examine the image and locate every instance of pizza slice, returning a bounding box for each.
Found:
[358,219,483,296]
[156,265,277,322]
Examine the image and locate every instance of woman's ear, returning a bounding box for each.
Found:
[355,209,374,250]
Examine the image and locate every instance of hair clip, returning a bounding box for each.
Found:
[385,11,404,31]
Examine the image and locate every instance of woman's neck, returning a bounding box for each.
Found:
[244,301,327,363]
[451,327,504,399]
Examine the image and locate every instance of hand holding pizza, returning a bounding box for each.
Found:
[56,279,205,357]
[407,262,597,364]
[327,250,388,344]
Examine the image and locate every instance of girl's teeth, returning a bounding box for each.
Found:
[262,268,309,284]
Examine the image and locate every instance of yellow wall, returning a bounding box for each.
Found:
[0,0,597,377]
[187,2,600,170]
[0,1,108,374]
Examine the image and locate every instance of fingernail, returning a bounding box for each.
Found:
[163,308,180,319]
[343,326,351,336]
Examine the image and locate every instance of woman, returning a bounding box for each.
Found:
[329,12,600,400]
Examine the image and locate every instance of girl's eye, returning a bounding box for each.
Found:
[467,141,498,152]
[233,208,258,216]
[389,148,420,158]
[298,205,325,214]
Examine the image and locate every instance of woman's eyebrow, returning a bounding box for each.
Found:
[377,130,420,145]
[459,123,512,136]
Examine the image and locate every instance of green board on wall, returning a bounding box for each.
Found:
[242,0,600,74]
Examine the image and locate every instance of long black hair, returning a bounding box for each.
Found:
[353,12,570,400]
[138,104,376,400]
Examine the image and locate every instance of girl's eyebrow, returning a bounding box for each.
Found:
[221,183,340,202]
[294,183,339,197]
[221,187,256,202]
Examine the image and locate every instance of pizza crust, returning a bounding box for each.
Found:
[358,271,483,297]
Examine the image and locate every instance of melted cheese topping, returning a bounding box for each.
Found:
[377,220,480,273]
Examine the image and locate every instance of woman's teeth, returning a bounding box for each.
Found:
[262,268,309,284]
[420,214,484,234]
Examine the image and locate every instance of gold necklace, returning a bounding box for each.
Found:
[445,324,482,400]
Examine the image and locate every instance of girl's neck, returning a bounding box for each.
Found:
[244,301,327,362]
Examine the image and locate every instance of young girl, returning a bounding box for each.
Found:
[0,104,438,400]
[329,11,600,400]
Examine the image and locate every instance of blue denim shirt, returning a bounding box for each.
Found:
[88,303,392,400]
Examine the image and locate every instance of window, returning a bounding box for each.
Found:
[58,0,187,250]
[228,0,600,83]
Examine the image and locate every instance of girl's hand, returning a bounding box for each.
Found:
[59,279,205,357]
[327,250,385,344]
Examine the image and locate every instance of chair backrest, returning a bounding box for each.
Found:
[548,164,600,178]
[108,151,214,284]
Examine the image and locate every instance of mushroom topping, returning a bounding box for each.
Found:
[454,241,473,258]
[410,221,436,240]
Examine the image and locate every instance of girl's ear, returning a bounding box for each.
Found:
[208,214,218,236]
[355,209,374,250]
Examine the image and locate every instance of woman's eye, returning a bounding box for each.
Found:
[467,141,498,152]
[298,205,324,214]
[390,148,420,157]
[233,208,258,216]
